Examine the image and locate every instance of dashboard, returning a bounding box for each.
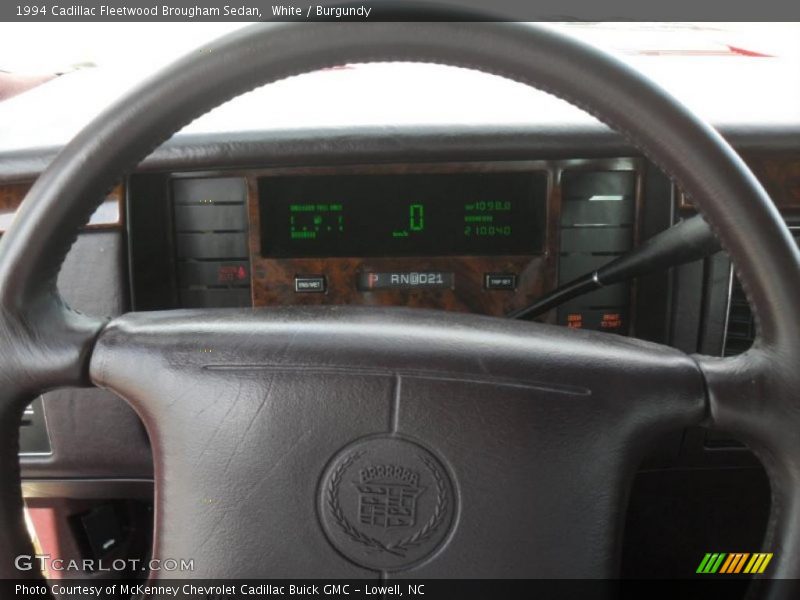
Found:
[1,35,798,574]
[0,126,797,492]
[1,29,799,577]
[128,158,642,335]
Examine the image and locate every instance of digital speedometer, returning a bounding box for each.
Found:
[258,171,547,258]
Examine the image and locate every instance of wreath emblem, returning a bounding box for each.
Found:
[326,449,450,558]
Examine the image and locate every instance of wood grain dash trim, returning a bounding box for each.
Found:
[0,183,124,233]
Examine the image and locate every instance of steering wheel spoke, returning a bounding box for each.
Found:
[698,350,800,584]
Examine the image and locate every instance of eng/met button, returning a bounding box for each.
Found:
[295,275,326,293]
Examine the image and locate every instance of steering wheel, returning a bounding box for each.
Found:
[2,21,799,594]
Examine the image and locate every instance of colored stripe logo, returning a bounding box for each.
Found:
[697,553,773,574]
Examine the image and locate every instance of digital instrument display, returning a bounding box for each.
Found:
[259,172,547,258]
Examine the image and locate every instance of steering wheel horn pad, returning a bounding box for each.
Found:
[87,308,705,577]
[1,22,799,593]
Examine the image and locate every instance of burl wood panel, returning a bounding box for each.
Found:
[252,254,553,317]
[746,155,800,211]
[0,183,31,230]
[679,154,800,212]
[246,168,563,318]
[0,182,124,233]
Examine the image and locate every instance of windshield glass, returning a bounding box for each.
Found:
[2,22,798,75]
[0,22,798,151]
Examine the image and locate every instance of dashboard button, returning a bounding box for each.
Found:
[173,177,246,206]
[177,261,249,287]
[484,273,517,290]
[558,308,627,333]
[174,204,247,232]
[295,276,326,293]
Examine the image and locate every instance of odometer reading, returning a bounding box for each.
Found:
[260,172,546,258]
[464,199,515,239]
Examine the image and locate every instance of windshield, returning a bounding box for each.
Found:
[2,22,799,75]
[0,22,798,150]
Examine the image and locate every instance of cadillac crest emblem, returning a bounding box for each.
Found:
[319,435,456,571]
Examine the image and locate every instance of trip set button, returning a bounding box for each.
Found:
[484,273,517,291]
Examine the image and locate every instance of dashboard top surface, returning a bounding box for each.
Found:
[1,55,799,182]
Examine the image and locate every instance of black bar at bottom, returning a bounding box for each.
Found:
[0,577,760,600]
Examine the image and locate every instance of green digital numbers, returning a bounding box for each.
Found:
[410,204,425,232]
[392,202,426,238]
[464,201,511,212]
[463,200,513,237]
[472,225,512,237]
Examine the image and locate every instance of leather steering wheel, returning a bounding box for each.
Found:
[1,22,799,594]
